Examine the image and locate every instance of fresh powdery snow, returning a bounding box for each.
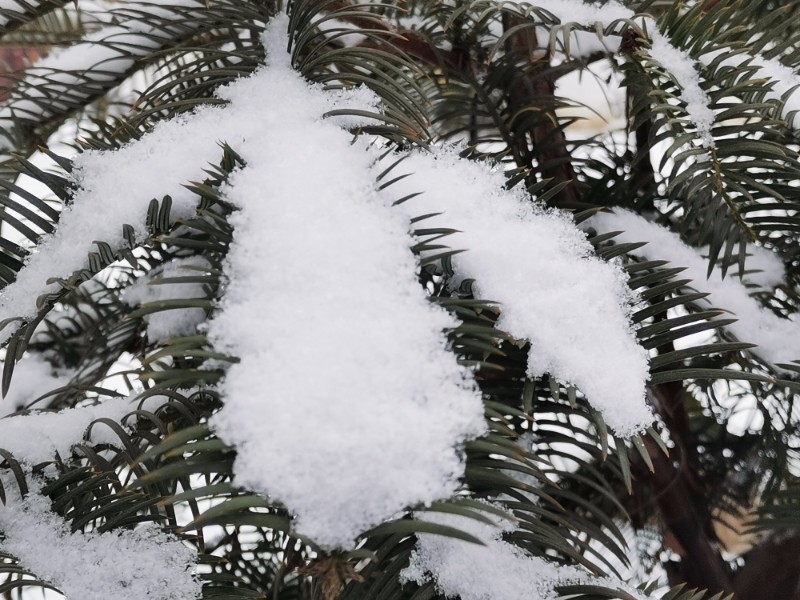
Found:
[0,11,483,550]
[0,9,652,550]
[649,31,716,149]
[390,150,653,436]
[0,394,134,463]
[0,482,200,600]
[123,256,211,342]
[400,508,589,600]
[205,17,485,549]
[0,19,379,344]
[591,209,799,367]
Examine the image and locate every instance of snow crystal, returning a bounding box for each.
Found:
[400,508,587,600]
[590,209,800,367]
[123,256,211,342]
[0,395,134,463]
[390,149,652,436]
[1,353,72,415]
[0,485,200,600]
[206,16,485,549]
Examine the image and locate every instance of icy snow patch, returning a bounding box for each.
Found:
[390,149,652,436]
[591,209,799,367]
[0,486,200,600]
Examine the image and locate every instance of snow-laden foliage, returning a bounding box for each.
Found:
[591,209,800,368]
[400,507,589,600]
[0,482,200,600]
[391,149,652,435]
[0,0,798,599]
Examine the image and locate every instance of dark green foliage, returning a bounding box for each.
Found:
[0,1,797,600]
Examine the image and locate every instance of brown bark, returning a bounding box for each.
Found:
[503,15,589,210]
[640,434,733,595]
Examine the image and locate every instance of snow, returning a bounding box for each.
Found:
[0,12,381,344]
[206,17,485,549]
[0,353,72,415]
[400,508,587,600]
[0,101,217,342]
[0,483,200,600]
[0,10,476,550]
[650,31,716,149]
[0,394,133,463]
[0,2,224,340]
[0,9,487,551]
[590,209,800,367]
[0,5,652,551]
[736,243,785,289]
[390,149,652,436]
[123,256,211,342]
